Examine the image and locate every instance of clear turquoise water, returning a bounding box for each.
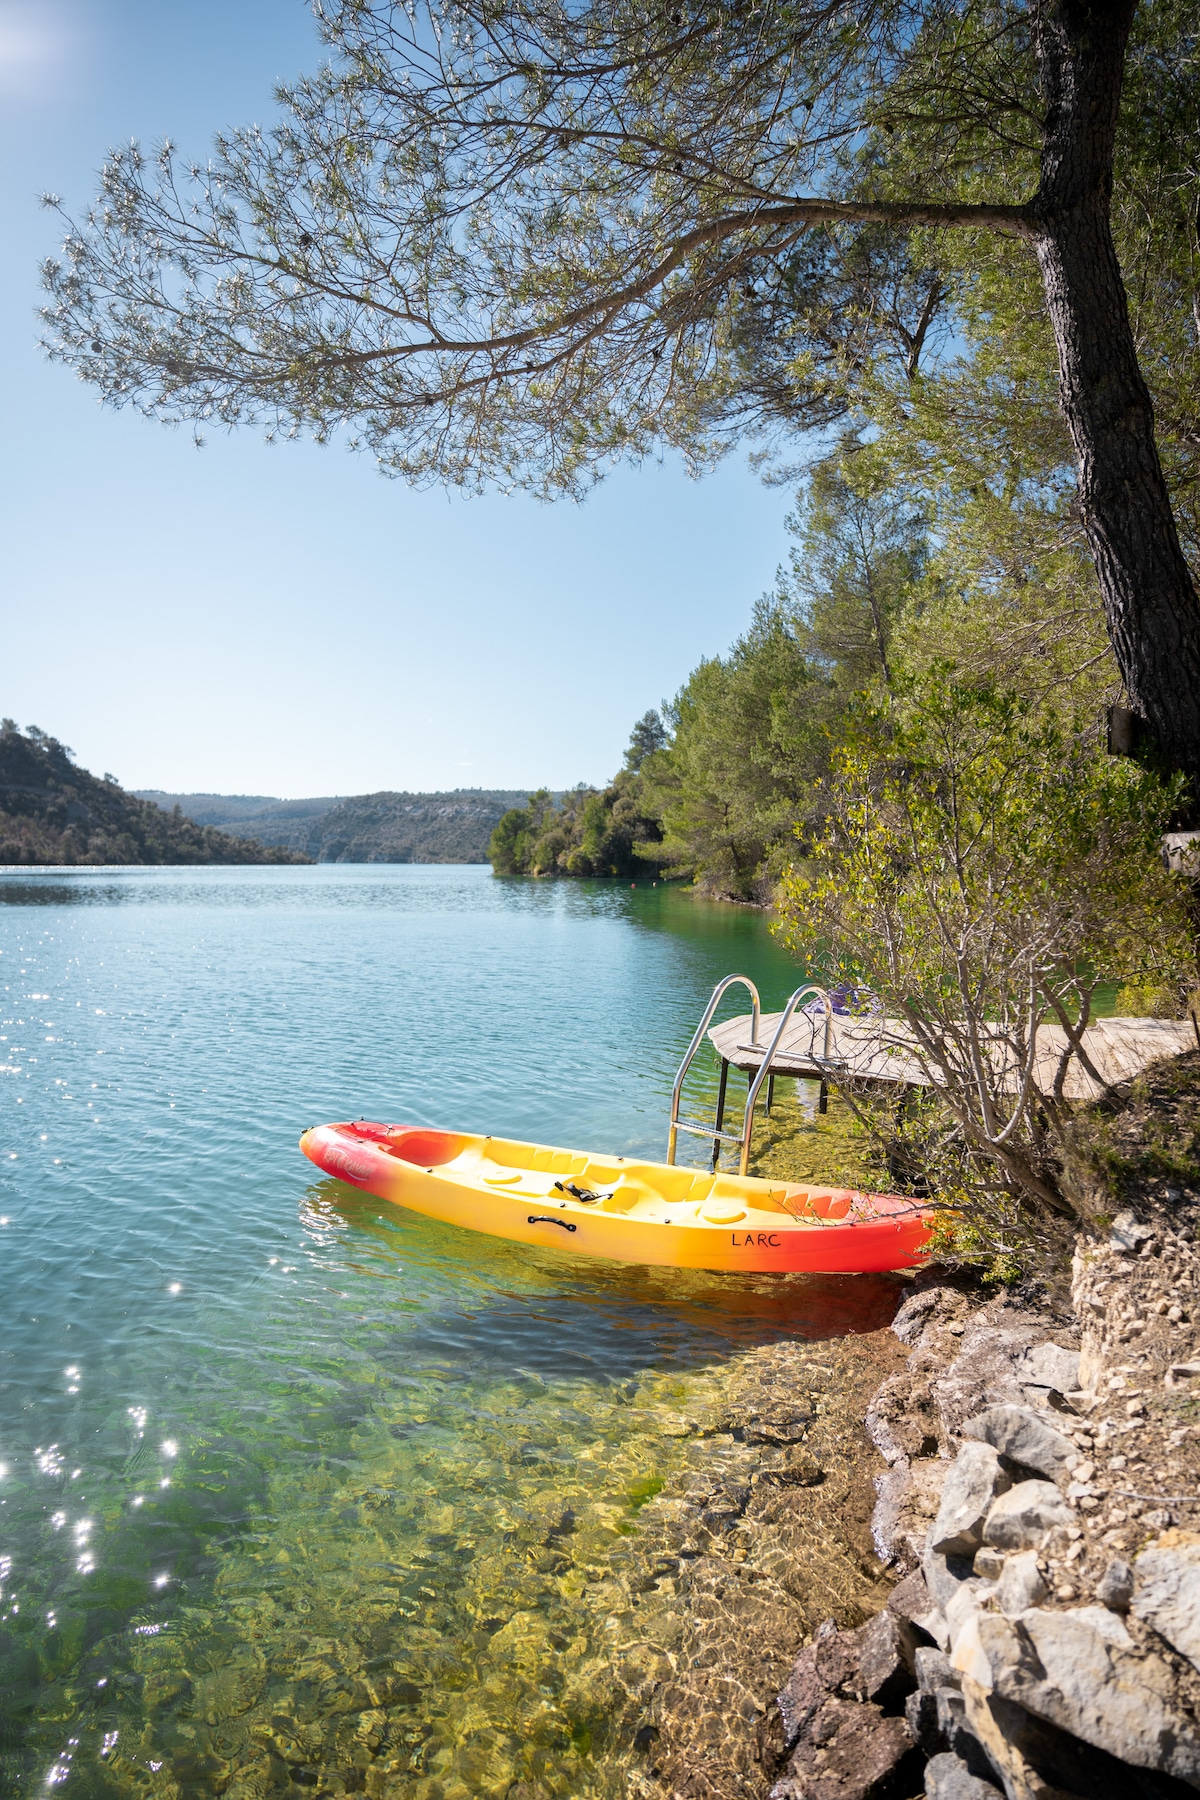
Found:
[0,866,900,1798]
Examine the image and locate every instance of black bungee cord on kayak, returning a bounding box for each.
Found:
[553,1179,611,1204]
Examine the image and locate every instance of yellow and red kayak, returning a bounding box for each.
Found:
[300,1120,933,1274]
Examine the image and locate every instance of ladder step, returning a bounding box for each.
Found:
[673,1119,744,1142]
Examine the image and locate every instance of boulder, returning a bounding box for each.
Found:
[994,1551,1048,1618]
[931,1442,1011,1557]
[931,1317,1049,1439]
[925,1541,976,1614]
[962,1671,1196,1800]
[866,1370,940,1464]
[776,1610,918,1740]
[893,1285,965,1347]
[973,1605,1200,1787]
[888,1565,949,1648]
[1110,1212,1155,1253]
[947,1585,997,1691]
[1018,1343,1081,1399]
[924,1750,1004,1799]
[960,1405,1078,1485]
[1132,1536,1200,1673]
[768,1696,917,1800]
[982,1481,1072,1551]
[812,1618,862,1695]
[872,1456,947,1568]
[776,1637,832,1750]
[851,1609,917,1708]
[916,1645,958,1692]
[936,1681,969,1745]
[905,1685,945,1758]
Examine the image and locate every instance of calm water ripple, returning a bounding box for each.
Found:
[0,867,896,1798]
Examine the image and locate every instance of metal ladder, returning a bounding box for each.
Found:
[667,977,834,1177]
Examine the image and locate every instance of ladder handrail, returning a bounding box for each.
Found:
[739,984,833,1176]
[667,975,760,1164]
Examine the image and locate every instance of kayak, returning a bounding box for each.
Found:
[299,1120,934,1274]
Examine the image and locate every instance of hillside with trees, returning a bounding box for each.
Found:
[0,723,307,866]
[141,788,535,863]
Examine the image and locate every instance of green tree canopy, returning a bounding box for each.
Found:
[38,0,1200,780]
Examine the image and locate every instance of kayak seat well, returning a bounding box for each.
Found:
[779,1188,857,1220]
[376,1127,472,1168]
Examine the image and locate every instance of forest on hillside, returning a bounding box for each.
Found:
[0,724,307,866]
[141,788,535,863]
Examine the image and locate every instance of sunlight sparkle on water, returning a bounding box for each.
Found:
[0,863,830,1797]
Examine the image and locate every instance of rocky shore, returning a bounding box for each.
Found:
[628,1056,1200,1799]
[754,1218,1200,1799]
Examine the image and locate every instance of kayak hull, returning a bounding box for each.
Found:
[300,1121,933,1274]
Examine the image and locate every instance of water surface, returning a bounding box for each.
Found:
[0,867,897,1797]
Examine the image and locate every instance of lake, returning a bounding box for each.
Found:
[0,866,900,1798]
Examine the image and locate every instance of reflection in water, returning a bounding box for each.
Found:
[0,866,894,1797]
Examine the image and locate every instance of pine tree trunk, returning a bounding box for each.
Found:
[1030,0,1200,791]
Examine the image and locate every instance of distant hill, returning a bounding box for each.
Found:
[137,788,536,863]
[0,723,308,866]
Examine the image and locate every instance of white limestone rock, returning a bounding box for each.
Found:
[931,1442,1012,1557]
[960,1405,1078,1486]
[971,1605,1200,1786]
[1018,1342,1081,1398]
[994,1551,1048,1618]
[1132,1537,1200,1673]
[982,1481,1072,1551]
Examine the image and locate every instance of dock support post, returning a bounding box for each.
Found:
[712,1059,730,1169]
[766,1072,775,1117]
[818,1079,828,1115]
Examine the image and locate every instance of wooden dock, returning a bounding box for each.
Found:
[708,1010,1198,1104]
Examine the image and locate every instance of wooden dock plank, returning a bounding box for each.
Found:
[708,1011,1196,1102]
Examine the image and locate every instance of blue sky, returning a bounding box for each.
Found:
[1,0,795,798]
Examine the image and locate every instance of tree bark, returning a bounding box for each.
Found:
[1029,0,1200,793]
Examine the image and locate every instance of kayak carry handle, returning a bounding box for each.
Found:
[528,1215,579,1232]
